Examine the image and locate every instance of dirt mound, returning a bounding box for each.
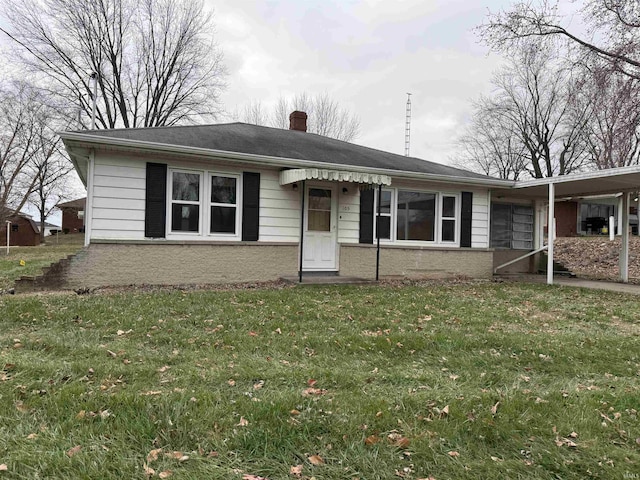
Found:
[554,236,640,281]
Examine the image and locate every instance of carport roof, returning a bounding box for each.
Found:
[496,165,640,199]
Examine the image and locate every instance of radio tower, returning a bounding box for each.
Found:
[404,93,412,157]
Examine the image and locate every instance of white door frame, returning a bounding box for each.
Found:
[302,183,338,271]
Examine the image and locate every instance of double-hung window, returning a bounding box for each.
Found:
[374,189,393,240]
[171,171,201,232]
[210,175,238,234]
[440,195,457,243]
[169,169,241,238]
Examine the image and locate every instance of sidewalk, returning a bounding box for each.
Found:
[502,274,640,295]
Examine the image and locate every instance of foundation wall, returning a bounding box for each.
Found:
[34,243,299,290]
[493,249,536,274]
[339,244,494,280]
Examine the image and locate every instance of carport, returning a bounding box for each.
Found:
[493,165,640,285]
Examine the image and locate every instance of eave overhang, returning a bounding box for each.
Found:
[59,132,515,189]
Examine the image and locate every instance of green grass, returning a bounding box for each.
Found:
[1,282,639,479]
[0,234,83,290]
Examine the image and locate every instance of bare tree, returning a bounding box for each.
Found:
[229,93,360,142]
[28,136,74,241]
[456,44,591,179]
[0,84,43,226]
[479,0,640,79]
[579,63,640,169]
[1,0,226,129]
[238,100,270,126]
[454,96,529,180]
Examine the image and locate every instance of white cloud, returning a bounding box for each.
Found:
[211,0,514,164]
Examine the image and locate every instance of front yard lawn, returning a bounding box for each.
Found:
[1,282,639,479]
[0,234,83,291]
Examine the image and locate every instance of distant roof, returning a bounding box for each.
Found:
[62,123,501,182]
[57,198,86,209]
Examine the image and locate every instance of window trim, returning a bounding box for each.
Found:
[208,173,241,238]
[166,168,242,241]
[169,169,203,235]
[372,188,461,246]
[439,193,460,244]
[374,188,394,241]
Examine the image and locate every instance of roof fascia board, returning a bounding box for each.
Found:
[513,165,640,189]
[59,132,515,189]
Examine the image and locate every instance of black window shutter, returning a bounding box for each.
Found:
[460,191,473,248]
[242,172,260,241]
[145,163,167,238]
[359,188,375,244]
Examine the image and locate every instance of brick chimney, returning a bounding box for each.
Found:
[289,111,307,132]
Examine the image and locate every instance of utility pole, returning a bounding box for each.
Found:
[404,93,412,157]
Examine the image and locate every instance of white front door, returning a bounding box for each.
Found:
[303,186,337,271]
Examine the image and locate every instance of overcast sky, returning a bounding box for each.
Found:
[212,0,517,164]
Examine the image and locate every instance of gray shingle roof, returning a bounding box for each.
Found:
[69,122,497,180]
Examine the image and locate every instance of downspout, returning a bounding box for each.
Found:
[376,184,382,281]
[298,180,306,283]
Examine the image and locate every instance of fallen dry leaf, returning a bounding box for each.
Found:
[147,448,162,463]
[307,379,317,387]
[289,464,303,476]
[290,409,300,416]
[387,433,410,448]
[242,475,268,480]
[365,434,380,445]
[66,445,82,457]
[302,387,327,397]
[158,471,172,479]
[308,454,324,465]
[237,417,249,427]
[157,365,171,373]
[0,464,7,471]
[26,433,38,439]
[491,401,500,415]
[143,462,155,476]
[447,451,460,457]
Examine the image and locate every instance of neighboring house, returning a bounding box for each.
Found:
[56,198,86,233]
[0,214,41,247]
[42,221,61,237]
[54,110,640,289]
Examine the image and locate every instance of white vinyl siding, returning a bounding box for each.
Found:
[471,189,490,248]
[259,172,300,242]
[337,188,359,243]
[91,153,146,240]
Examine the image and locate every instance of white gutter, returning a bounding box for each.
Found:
[60,132,515,189]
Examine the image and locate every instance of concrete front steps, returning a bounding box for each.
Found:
[281,271,376,285]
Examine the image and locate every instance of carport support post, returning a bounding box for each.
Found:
[547,182,555,285]
[620,192,630,283]
[376,184,382,281]
[298,180,306,283]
